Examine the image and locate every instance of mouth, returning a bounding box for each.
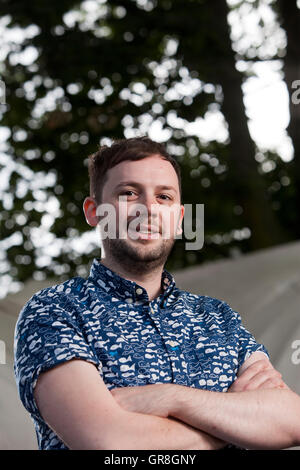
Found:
[128,223,161,240]
[137,224,160,234]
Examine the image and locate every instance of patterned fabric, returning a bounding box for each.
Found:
[14,257,269,450]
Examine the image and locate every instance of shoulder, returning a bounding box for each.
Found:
[176,290,244,334]
[32,276,85,303]
[14,276,85,333]
[179,289,239,318]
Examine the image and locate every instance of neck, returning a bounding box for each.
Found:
[99,256,164,301]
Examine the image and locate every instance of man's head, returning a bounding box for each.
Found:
[87,136,182,206]
[83,136,184,274]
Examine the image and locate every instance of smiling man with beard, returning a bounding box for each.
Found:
[91,143,183,303]
[14,136,300,450]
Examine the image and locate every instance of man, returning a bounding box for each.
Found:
[14,136,300,450]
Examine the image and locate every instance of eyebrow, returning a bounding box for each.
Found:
[114,181,177,193]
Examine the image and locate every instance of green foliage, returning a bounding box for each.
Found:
[0,0,297,290]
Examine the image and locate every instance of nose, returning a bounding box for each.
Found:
[142,191,156,210]
[137,191,160,225]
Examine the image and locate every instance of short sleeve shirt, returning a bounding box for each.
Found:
[14,257,269,450]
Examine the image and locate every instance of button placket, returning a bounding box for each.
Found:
[146,302,182,383]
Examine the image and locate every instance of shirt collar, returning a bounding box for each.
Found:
[88,257,176,306]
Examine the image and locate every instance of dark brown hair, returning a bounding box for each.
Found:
[87,136,182,204]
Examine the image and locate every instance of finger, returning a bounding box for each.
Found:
[233,370,274,392]
[257,378,286,390]
[260,376,290,390]
[237,359,277,386]
[238,359,272,382]
[229,372,288,393]
[227,380,244,393]
[244,369,282,391]
[243,369,282,391]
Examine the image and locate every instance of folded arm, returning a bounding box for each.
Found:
[112,353,300,450]
[33,359,226,450]
[170,384,300,449]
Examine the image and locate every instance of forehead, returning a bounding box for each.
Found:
[105,154,179,190]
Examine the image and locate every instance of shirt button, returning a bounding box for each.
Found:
[136,288,143,295]
[125,297,133,304]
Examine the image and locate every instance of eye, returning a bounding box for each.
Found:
[120,190,135,196]
[159,194,172,200]
[119,191,172,201]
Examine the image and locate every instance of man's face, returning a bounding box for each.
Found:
[84,154,184,272]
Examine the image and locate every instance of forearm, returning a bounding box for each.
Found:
[105,408,227,450]
[168,385,300,450]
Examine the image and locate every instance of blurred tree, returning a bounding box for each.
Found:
[276,0,300,236]
[169,0,289,250]
[0,0,293,294]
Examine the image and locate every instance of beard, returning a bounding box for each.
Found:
[100,231,176,275]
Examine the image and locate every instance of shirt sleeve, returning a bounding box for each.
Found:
[14,292,101,423]
[221,301,270,370]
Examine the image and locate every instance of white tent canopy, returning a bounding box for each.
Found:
[1,240,299,449]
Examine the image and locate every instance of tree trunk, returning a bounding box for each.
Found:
[211,0,288,249]
[277,0,300,236]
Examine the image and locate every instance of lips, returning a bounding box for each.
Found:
[127,223,161,239]
[137,224,160,234]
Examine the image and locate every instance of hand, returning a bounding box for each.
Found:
[111,383,176,418]
[228,359,290,393]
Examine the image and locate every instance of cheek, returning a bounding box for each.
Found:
[161,207,181,238]
[116,209,129,238]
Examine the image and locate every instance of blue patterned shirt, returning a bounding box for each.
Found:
[14,257,269,450]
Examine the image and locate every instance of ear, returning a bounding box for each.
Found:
[83,197,99,227]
